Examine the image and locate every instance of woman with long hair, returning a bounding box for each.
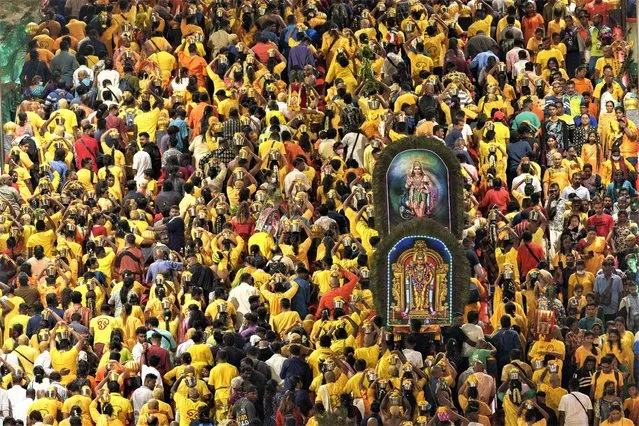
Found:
[230,201,255,241]
[275,390,304,426]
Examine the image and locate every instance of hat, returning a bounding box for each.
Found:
[493,111,505,121]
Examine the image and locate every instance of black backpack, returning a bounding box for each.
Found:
[118,77,134,94]
[144,143,162,179]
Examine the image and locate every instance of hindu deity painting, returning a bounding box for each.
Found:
[388,238,452,325]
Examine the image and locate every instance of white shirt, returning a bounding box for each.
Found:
[132,150,152,184]
[512,174,542,194]
[342,132,368,167]
[176,339,194,359]
[7,385,25,420]
[562,185,591,201]
[73,65,94,87]
[0,387,10,417]
[28,377,52,394]
[265,353,287,385]
[131,386,154,422]
[11,395,31,424]
[229,282,260,315]
[461,323,485,357]
[558,391,592,426]
[96,69,120,90]
[283,168,310,199]
[141,365,163,389]
[402,348,424,369]
[513,60,527,79]
[0,353,19,369]
[132,342,144,362]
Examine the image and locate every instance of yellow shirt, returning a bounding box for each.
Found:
[536,48,564,71]
[312,270,332,296]
[593,370,624,400]
[468,15,493,37]
[247,231,275,259]
[62,394,92,424]
[601,419,634,426]
[76,168,97,192]
[270,310,301,337]
[51,347,78,384]
[89,315,115,345]
[109,392,133,425]
[28,397,63,420]
[547,19,565,37]
[26,230,57,257]
[260,281,298,316]
[567,271,595,299]
[174,393,207,426]
[113,315,143,349]
[187,343,214,369]
[96,249,116,282]
[208,361,238,398]
[134,107,162,142]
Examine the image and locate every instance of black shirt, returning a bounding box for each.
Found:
[166,216,185,252]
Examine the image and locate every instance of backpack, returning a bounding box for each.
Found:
[119,77,134,94]
[124,108,137,129]
[341,105,364,134]
[330,3,349,29]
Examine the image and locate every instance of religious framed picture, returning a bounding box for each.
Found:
[372,220,470,327]
[373,137,464,238]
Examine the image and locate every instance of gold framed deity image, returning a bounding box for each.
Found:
[387,237,452,325]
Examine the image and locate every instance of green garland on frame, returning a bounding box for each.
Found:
[371,218,471,325]
[372,136,466,239]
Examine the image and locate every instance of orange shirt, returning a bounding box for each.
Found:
[66,19,87,40]
[522,14,545,43]
[187,102,209,136]
[572,77,594,95]
[178,51,207,86]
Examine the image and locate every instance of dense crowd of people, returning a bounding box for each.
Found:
[4,0,639,424]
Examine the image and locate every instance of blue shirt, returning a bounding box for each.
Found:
[593,273,624,315]
[146,260,183,283]
[492,327,521,366]
[444,128,463,148]
[606,180,637,202]
[469,52,498,70]
[49,160,68,191]
[574,115,598,127]
[146,328,177,351]
[289,277,311,318]
[280,357,312,390]
[506,139,533,173]
[288,43,315,72]
[169,118,189,151]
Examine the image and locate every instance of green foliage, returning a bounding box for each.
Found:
[0,0,41,120]
[315,408,354,426]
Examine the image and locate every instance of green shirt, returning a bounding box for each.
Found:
[469,348,493,365]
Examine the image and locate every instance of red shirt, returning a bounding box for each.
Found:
[74,134,99,171]
[105,114,127,144]
[517,242,545,278]
[586,2,612,25]
[251,42,277,63]
[146,344,172,377]
[478,188,511,213]
[587,213,614,237]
